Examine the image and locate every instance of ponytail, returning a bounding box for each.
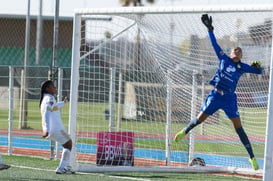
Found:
[39,80,53,108]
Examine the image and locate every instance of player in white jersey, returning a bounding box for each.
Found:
[39,80,75,174]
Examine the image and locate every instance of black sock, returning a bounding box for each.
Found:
[236,127,255,158]
[185,118,201,134]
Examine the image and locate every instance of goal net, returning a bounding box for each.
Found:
[69,5,273,176]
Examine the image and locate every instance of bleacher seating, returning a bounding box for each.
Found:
[0,47,71,67]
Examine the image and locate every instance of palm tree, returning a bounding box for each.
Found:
[119,0,155,6]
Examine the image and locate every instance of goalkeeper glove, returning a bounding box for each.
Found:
[201,14,214,32]
[251,60,262,69]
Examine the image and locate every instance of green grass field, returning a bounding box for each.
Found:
[1,155,261,181]
[0,100,266,158]
[0,100,266,180]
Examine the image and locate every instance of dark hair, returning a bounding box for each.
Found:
[39,80,54,108]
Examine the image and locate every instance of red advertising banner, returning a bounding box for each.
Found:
[96,132,134,166]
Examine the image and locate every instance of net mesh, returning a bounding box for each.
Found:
[71,8,272,171]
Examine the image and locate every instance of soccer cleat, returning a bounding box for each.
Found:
[56,166,75,174]
[249,157,259,170]
[0,164,11,170]
[174,128,187,142]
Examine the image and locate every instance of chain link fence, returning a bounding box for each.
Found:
[0,13,73,159]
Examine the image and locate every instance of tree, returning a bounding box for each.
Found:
[119,0,155,6]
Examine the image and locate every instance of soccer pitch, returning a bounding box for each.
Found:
[0,101,266,169]
[1,155,261,181]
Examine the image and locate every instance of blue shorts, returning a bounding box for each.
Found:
[200,90,239,118]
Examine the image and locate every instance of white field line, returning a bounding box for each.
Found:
[10,164,152,181]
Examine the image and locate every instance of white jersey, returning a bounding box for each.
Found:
[40,93,70,144]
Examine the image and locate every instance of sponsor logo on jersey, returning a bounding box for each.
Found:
[47,105,59,112]
[226,65,236,73]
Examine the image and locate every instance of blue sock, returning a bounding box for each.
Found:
[185,118,201,134]
[236,127,254,158]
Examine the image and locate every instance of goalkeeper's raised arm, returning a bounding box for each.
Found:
[202,14,262,76]
[174,14,261,171]
[202,14,229,61]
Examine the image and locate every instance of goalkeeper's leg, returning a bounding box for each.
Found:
[174,113,209,142]
[231,117,259,170]
[174,118,200,142]
[175,90,218,142]
[237,126,259,170]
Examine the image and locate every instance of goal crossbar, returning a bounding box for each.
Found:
[75,5,273,15]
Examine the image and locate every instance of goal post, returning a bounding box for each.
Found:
[263,23,273,181]
[69,5,273,178]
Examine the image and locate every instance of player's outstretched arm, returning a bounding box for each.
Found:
[202,14,226,60]
[201,14,214,32]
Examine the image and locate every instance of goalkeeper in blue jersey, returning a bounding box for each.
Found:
[174,14,262,170]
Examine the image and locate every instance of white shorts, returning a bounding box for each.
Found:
[47,129,71,145]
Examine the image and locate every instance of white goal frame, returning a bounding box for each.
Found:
[69,5,273,180]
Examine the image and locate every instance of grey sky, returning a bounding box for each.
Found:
[0,0,273,17]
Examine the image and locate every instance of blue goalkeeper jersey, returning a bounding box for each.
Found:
[208,31,262,94]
